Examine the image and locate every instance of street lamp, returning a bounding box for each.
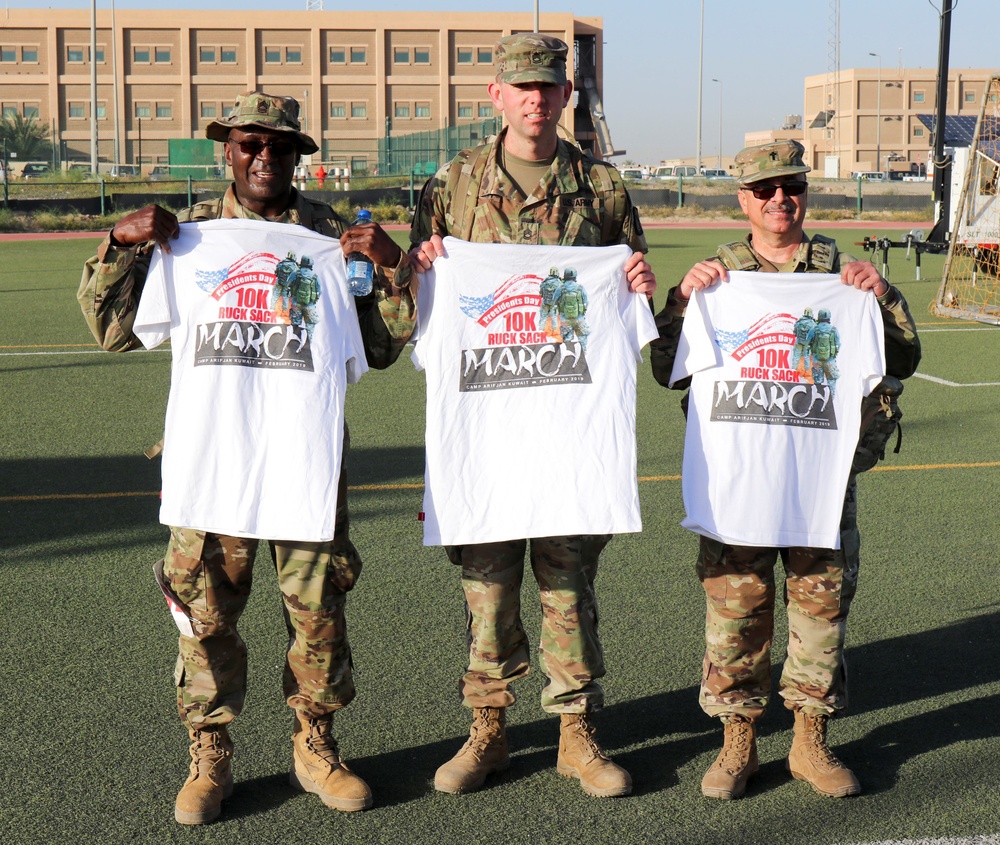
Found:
[869,52,882,176]
[711,78,722,169]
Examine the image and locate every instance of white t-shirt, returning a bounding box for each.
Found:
[412,236,658,546]
[134,218,367,542]
[670,271,885,549]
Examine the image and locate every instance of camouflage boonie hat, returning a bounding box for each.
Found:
[494,34,568,85]
[734,140,811,185]
[205,91,318,154]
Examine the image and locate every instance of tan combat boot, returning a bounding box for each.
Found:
[788,710,861,798]
[556,713,632,798]
[701,715,758,800]
[174,726,234,825]
[434,707,510,794]
[290,714,373,811]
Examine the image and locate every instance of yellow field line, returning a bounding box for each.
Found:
[5,461,998,503]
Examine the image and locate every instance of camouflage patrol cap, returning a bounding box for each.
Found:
[205,91,318,154]
[734,140,811,185]
[494,34,568,85]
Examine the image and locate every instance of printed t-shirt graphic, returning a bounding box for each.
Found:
[412,236,658,546]
[134,218,366,542]
[669,271,885,549]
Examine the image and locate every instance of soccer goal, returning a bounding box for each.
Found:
[932,74,1000,323]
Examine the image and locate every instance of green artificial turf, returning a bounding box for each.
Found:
[1,228,999,844]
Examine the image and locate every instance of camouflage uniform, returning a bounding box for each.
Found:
[411,128,646,714]
[79,185,416,730]
[650,232,921,719]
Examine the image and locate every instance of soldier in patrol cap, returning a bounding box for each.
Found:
[78,90,416,824]
[407,33,656,799]
[648,140,921,800]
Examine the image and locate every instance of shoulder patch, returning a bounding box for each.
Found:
[716,240,759,271]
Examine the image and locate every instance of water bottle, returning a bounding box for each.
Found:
[346,209,374,297]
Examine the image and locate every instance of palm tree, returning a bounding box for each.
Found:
[1,114,52,162]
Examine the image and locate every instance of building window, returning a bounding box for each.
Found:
[3,103,18,117]
[913,91,925,103]
[154,47,171,63]
[351,102,367,118]
[457,103,473,118]
[200,102,217,118]
[394,47,410,64]
[68,102,86,118]
[265,46,281,63]
[0,47,15,62]
[415,102,430,118]
[156,102,172,118]
[478,103,493,118]
[96,103,106,119]
[350,46,366,64]
[133,47,150,63]
[199,46,216,63]
[222,103,234,117]
[913,127,924,137]
[414,47,430,64]
[221,47,237,63]
[329,46,346,64]
[286,47,302,63]
[135,102,151,118]
[477,47,492,63]
[351,156,368,174]
[965,91,977,103]
[24,104,39,118]
[95,46,106,63]
[457,48,473,64]
[330,102,346,118]
[22,47,38,63]
[67,46,85,63]
[394,103,410,118]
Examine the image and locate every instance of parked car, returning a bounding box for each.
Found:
[653,165,698,180]
[21,163,52,179]
[620,166,648,181]
[702,168,735,179]
[108,164,140,177]
[149,166,171,180]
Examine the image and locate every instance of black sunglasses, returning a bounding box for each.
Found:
[742,181,808,200]
[229,138,298,158]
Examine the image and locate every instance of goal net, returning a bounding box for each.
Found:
[932,74,1000,323]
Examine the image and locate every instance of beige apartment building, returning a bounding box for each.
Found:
[0,8,609,173]
[801,66,998,179]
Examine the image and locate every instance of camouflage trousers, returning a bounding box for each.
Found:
[161,466,362,730]
[445,534,610,714]
[697,481,860,720]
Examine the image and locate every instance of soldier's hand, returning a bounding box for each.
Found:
[624,252,656,297]
[339,220,403,268]
[841,261,889,297]
[408,235,447,273]
[110,205,180,252]
[678,260,728,300]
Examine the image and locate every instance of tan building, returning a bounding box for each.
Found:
[0,8,609,173]
[802,66,999,179]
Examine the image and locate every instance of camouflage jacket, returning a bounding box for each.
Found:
[409,129,647,251]
[78,185,416,370]
[649,232,922,389]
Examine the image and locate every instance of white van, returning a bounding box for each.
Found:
[654,165,697,180]
[851,171,886,181]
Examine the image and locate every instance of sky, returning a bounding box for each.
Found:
[9,0,998,165]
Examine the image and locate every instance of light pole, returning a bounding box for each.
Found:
[696,0,704,172]
[711,78,722,168]
[869,52,881,176]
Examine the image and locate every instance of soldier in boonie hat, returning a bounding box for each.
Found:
[733,140,811,185]
[205,91,318,155]
[493,33,568,85]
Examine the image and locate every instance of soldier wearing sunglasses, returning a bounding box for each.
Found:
[649,140,921,801]
[78,92,416,824]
